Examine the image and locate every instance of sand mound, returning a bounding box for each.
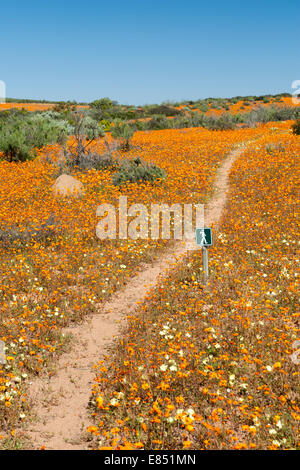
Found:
[52,174,84,197]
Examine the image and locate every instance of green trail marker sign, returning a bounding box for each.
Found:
[195,228,213,284]
[195,228,213,246]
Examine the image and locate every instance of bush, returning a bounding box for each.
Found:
[57,138,119,174]
[110,121,134,151]
[206,113,236,130]
[89,98,115,121]
[99,119,112,131]
[62,149,119,172]
[0,112,72,162]
[67,111,105,164]
[89,99,143,121]
[196,103,209,112]
[112,156,166,186]
[52,102,77,115]
[291,119,300,135]
[146,105,182,116]
[147,115,170,130]
[133,120,147,131]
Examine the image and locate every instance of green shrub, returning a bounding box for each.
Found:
[147,115,169,130]
[110,122,134,151]
[196,103,209,112]
[133,120,147,131]
[89,99,143,121]
[146,105,182,116]
[58,137,119,174]
[0,112,72,162]
[52,102,77,115]
[0,108,29,121]
[112,156,166,186]
[291,119,300,135]
[99,119,112,131]
[61,149,119,173]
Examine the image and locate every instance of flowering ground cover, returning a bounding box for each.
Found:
[176,96,300,116]
[0,103,88,112]
[87,124,299,450]
[0,125,262,447]
[1,96,299,118]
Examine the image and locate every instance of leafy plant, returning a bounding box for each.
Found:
[67,111,105,164]
[61,149,119,173]
[110,121,134,151]
[147,115,169,130]
[0,112,71,162]
[146,105,182,116]
[112,156,166,186]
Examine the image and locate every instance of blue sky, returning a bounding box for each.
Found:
[1,0,299,104]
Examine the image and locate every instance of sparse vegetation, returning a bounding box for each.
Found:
[110,121,135,151]
[66,111,105,164]
[112,156,166,186]
[0,111,71,162]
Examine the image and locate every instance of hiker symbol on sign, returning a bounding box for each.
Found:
[195,228,213,247]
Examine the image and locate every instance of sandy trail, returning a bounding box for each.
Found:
[25,145,245,450]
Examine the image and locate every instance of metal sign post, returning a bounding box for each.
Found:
[202,246,209,280]
[0,340,6,365]
[195,228,213,285]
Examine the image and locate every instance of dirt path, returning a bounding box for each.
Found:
[25,145,245,450]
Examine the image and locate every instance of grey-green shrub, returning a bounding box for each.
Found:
[67,112,105,164]
[0,112,72,162]
[62,150,119,172]
[110,121,134,151]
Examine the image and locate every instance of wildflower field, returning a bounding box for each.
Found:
[0,118,298,449]
[0,125,256,445]
[175,96,300,116]
[87,124,299,450]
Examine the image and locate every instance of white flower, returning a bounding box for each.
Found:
[272,440,281,447]
[110,398,119,406]
[166,417,174,423]
[240,383,248,390]
[160,364,168,371]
